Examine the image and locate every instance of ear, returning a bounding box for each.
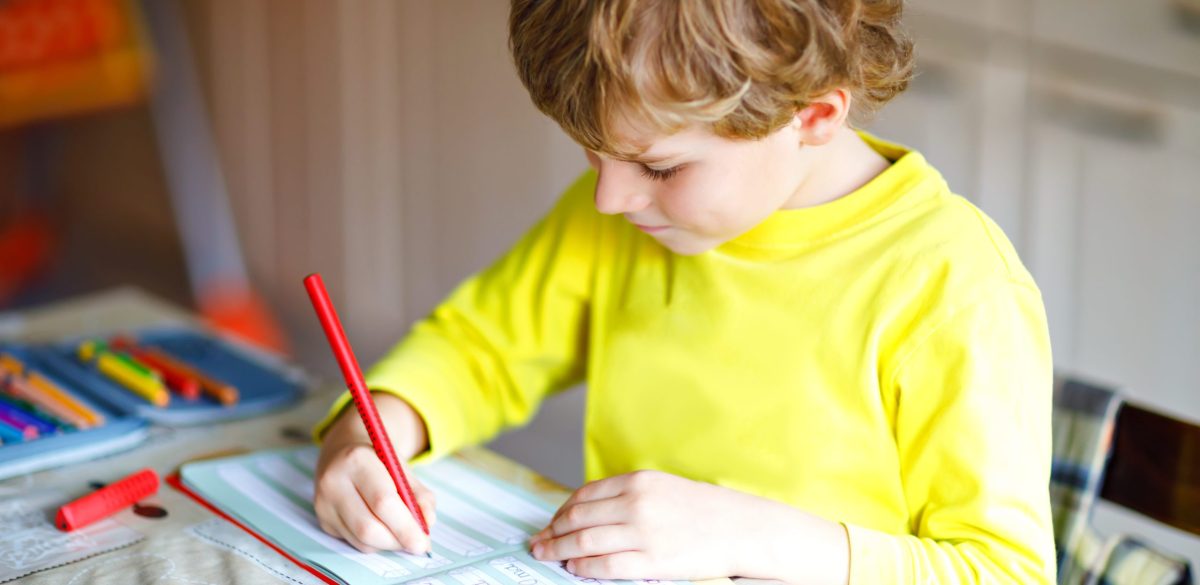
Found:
[792,88,852,146]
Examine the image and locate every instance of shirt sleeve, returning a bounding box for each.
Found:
[312,171,599,462]
[845,279,1057,584]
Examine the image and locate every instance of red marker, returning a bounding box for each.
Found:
[303,273,433,555]
[56,468,160,531]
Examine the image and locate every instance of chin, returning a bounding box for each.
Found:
[656,235,721,256]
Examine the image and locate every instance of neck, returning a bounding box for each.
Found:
[782,127,891,210]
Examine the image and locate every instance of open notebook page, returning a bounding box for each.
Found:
[180,447,692,585]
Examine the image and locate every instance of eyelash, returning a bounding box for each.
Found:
[639,164,682,182]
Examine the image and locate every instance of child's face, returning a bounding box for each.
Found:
[585,122,811,255]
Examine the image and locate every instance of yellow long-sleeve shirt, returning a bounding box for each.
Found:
[316,134,1056,584]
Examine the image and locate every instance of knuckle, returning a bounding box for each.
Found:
[423,490,437,507]
[629,469,659,486]
[626,470,649,488]
[366,491,394,513]
[317,519,335,536]
[399,533,426,552]
[573,530,594,551]
[344,445,369,466]
[313,502,333,526]
[575,480,600,500]
[627,494,651,520]
[593,555,618,577]
[345,444,379,469]
[564,504,587,524]
[418,490,436,509]
[314,474,339,499]
[348,517,380,543]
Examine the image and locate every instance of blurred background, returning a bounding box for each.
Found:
[1,0,1197,567]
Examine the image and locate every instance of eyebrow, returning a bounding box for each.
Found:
[621,152,683,165]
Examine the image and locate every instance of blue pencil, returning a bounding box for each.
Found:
[0,397,59,435]
[0,419,30,443]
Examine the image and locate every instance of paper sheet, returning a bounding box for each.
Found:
[0,489,144,582]
[180,447,687,585]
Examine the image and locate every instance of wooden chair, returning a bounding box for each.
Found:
[1052,376,1196,584]
[1100,400,1200,537]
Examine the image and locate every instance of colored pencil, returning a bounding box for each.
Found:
[109,339,201,401]
[26,372,105,427]
[304,272,432,550]
[95,353,170,407]
[0,398,56,435]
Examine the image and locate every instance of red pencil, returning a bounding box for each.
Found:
[110,338,202,401]
[303,273,433,556]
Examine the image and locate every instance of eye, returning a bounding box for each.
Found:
[639,164,682,182]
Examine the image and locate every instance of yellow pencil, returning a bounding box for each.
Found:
[77,340,99,362]
[95,353,169,407]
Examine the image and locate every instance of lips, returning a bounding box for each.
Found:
[627,216,670,233]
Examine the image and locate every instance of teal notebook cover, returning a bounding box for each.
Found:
[180,447,691,585]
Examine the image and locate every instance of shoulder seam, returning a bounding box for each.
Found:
[886,276,1041,391]
[956,196,1020,280]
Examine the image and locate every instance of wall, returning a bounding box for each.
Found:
[190,0,1200,564]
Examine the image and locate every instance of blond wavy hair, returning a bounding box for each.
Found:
[510,0,914,157]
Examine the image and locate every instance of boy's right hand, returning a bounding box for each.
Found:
[313,392,437,555]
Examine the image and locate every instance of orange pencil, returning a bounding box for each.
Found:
[7,374,102,429]
[0,353,24,376]
[0,353,105,428]
[28,372,107,427]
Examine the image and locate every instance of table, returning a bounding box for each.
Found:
[0,288,565,584]
[1,288,747,585]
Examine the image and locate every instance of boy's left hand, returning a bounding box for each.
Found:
[528,469,759,580]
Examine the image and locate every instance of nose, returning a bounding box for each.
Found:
[593,162,653,216]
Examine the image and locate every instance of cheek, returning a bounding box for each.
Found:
[654,174,746,235]
[655,175,719,226]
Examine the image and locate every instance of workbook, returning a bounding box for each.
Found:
[177,447,692,585]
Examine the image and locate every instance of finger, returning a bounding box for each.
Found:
[535,496,627,543]
[332,504,380,555]
[531,524,637,562]
[539,476,634,537]
[356,472,431,554]
[333,487,403,552]
[314,471,357,541]
[562,476,631,509]
[414,481,438,529]
[317,511,345,542]
[316,498,348,540]
[566,551,652,581]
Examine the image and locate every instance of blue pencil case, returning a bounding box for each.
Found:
[0,325,307,479]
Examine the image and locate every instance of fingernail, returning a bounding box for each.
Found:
[531,542,543,559]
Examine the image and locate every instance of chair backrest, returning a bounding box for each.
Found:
[1051,375,1197,585]
[1100,401,1200,536]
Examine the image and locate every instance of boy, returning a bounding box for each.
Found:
[313,1,1056,583]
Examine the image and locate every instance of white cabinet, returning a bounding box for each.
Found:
[887,0,1200,566]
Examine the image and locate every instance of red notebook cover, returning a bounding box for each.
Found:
[167,473,341,585]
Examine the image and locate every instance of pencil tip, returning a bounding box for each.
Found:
[425,551,433,559]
